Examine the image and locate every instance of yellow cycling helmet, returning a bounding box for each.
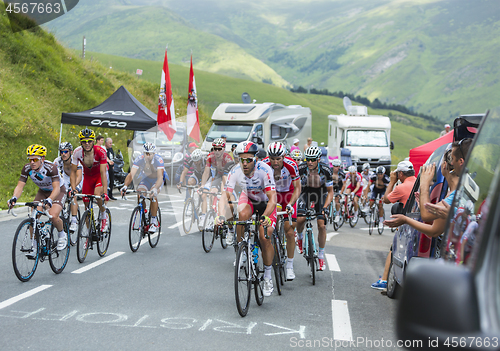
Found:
[78,128,96,141]
[26,144,47,157]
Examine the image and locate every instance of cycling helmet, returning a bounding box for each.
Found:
[331,159,342,167]
[267,142,286,157]
[212,138,226,148]
[376,166,386,174]
[233,150,240,162]
[191,149,203,162]
[26,144,47,157]
[348,165,357,173]
[143,142,156,153]
[235,141,258,155]
[304,146,321,160]
[59,142,73,152]
[362,163,370,171]
[291,149,302,162]
[78,128,95,141]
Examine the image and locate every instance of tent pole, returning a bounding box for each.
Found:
[58,123,63,145]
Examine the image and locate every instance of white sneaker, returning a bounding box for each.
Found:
[335,215,340,223]
[286,267,295,280]
[226,229,234,245]
[100,213,109,232]
[149,223,158,233]
[57,235,67,251]
[69,221,78,232]
[26,240,37,259]
[263,278,274,297]
[378,219,384,228]
[199,214,206,225]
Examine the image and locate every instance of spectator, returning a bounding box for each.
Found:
[105,137,117,200]
[220,134,227,144]
[371,160,416,291]
[303,137,313,152]
[440,123,451,137]
[290,138,300,152]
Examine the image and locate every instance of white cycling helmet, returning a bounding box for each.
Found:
[291,149,302,162]
[304,146,321,160]
[362,163,370,171]
[235,141,258,155]
[376,166,386,174]
[143,142,156,153]
[267,142,286,157]
[331,159,342,167]
[348,165,357,173]
[191,149,203,162]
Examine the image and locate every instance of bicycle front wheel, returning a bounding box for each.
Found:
[183,198,194,234]
[220,226,228,249]
[77,211,91,263]
[148,207,161,248]
[49,224,70,274]
[69,207,81,246]
[202,211,215,253]
[307,231,316,285]
[272,233,282,295]
[129,206,143,252]
[254,244,264,306]
[12,219,39,282]
[349,204,358,227]
[97,208,112,257]
[368,208,376,235]
[378,216,384,235]
[234,242,251,317]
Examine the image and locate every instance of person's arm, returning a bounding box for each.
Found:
[179,166,189,186]
[383,171,398,204]
[154,168,164,190]
[100,163,108,193]
[75,168,83,186]
[384,214,446,238]
[419,163,437,221]
[70,164,78,191]
[201,166,210,187]
[11,181,26,201]
[48,179,61,203]
[323,185,334,209]
[263,189,277,218]
[217,190,232,223]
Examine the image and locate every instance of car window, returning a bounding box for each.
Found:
[442,108,500,267]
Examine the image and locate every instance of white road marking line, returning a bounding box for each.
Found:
[326,232,339,241]
[168,222,183,229]
[71,252,125,274]
[0,285,52,310]
[325,253,340,271]
[332,300,353,341]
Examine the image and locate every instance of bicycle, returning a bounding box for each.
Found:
[201,189,228,253]
[228,214,266,317]
[60,193,81,246]
[342,193,358,227]
[368,198,384,235]
[179,185,203,234]
[10,202,70,282]
[272,207,292,296]
[75,194,112,263]
[297,202,321,285]
[126,191,162,252]
[328,194,345,231]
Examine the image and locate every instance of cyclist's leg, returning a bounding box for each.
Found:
[236,192,253,242]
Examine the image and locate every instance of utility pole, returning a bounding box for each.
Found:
[82,36,86,59]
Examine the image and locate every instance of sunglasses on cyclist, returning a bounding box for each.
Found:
[27,157,41,163]
[81,140,94,144]
[60,150,70,154]
[214,148,223,151]
[306,158,318,162]
[240,157,254,164]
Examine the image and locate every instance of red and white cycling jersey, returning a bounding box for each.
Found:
[225,161,276,203]
[71,145,107,177]
[262,156,299,193]
[345,171,363,189]
[206,152,233,178]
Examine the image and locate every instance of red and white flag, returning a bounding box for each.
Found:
[157,46,176,140]
[187,55,201,142]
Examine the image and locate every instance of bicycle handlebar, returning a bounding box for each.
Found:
[8,202,52,218]
[276,211,293,226]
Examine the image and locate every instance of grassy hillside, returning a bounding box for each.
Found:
[0,9,204,209]
[87,51,441,163]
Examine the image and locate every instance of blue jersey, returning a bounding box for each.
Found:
[132,154,165,181]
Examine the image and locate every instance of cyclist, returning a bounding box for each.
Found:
[121,142,164,233]
[70,128,109,231]
[342,165,362,218]
[177,149,206,188]
[331,159,345,224]
[296,146,334,271]
[365,166,390,226]
[200,138,233,222]
[262,142,301,280]
[360,163,372,211]
[217,141,277,296]
[8,144,68,256]
[290,149,303,165]
[54,142,83,232]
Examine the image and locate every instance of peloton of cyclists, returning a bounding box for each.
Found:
[262,142,301,280]
[330,158,346,224]
[177,149,206,188]
[121,142,164,233]
[70,128,109,231]
[341,165,363,220]
[8,144,68,256]
[216,141,277,296]
[364,166,390,226]
[296,146,334,271]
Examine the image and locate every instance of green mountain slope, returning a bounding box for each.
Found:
[44,0,289,87]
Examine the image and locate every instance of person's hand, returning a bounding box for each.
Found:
[420,163,435,187]
[260,215,272,227]
[151,187,158,197]
[322,207,329,217]
[390,170,398,183]
[414,191,420,204]
[68,188,76,198]
[120,185,127,196]
[214,215,226,226]
[7,196,17,209]
[384,214,407,227]
[101,193,109,202]
[177,183,182,189]
[424,201,450,219]
[286,204,294,214]
[43,198,53,208]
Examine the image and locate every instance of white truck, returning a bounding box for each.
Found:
[201,102,312,152]
[327,98,393,171]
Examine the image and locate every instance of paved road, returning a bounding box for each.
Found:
[0,189,404,350]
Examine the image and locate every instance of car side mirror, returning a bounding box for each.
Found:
[391,202,404,215]
[397,260,481,347]
[340,140,344,148]
[390,141,394,150]
[252,136,264,146]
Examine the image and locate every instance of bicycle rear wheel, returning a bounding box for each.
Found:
[12,219,39,282]
[49,224,70,274]
[69,207,81,246]
[368,208,376,235]
[234,242,251,317]
[182,198,194,234]
[220,226,228,249]
[97,208,112,257]
[272,233,282,295]
[307,231,316,285]
[254,244,264,305]
[148,207,161,248]
[77,211,91,263]
[349,203,358,227]
[129,206,143,252]
[202,211,215,253]
[378,216,384,235]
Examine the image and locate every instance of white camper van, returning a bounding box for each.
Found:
[328,98,393,171]
[202,103,312,151]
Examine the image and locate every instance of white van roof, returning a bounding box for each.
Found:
[212,103,285,122]
[328,114,391,129]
